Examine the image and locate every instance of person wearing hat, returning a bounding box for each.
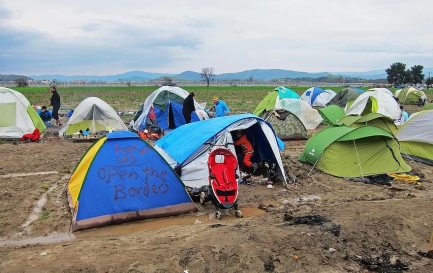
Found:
[213,97,230,117]
[182,92,196,123]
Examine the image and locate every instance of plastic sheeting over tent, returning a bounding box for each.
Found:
[0,87,46,139]
[133,86,208,131]
[155,114,286,188]
[253,86,322,131]
[60,97,127,136]
[395,87,426,105]
[299,126,411,177]
[345,88,401,120]
[301,87,336,107]
[67,131,196,231]
[274,99,323,130]
[396,110,433,165]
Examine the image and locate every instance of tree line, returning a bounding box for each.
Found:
[386,62,432,87]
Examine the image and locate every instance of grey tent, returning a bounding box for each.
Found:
[329,87,362,107]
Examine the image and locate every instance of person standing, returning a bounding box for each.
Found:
[182,92,196,123]
[49,86,62,126]
[213,97,230,117]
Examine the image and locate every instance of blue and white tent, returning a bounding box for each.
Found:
[155,114,286,188]
[68,131,196,231]
[301,87,336,107]
[132,86,208,131]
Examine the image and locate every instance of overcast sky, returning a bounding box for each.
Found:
[1,0,432,75]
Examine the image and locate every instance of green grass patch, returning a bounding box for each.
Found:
[38,208,50,220]
[14,85,428,115]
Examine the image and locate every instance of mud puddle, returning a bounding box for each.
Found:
[0,207,265,247]
[77,207,266,238]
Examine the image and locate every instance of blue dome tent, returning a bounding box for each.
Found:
[67,131,196,231]
[155,114,287,188]
[301,87,336,107]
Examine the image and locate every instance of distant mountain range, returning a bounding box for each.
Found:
[0,74,32,81]
[4,67,432,82]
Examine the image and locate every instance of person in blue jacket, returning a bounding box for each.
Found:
[213,97,230,117]
[38,106,52,126]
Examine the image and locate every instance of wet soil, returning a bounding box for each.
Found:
[0,138,432,272]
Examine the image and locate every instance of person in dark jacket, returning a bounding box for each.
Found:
[49,86,62,126]
[182,92,196,123]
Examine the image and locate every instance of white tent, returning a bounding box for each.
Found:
[133,86,208,131]
[0,87,46,139]
[275,98,323,130]
[60,97,127,136]
[396,110,433,164]
[301,87,336,107]
[345,88,401,120]
[396,110,433,144]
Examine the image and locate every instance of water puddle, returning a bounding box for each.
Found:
[77,207,266,238]
[0,171,59,179]
[0,207,265,247]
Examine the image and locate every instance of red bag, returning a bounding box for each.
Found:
[19,128,41,142]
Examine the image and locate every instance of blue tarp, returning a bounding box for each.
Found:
[156,114,284,164]
[153,101,200,130]
[76,131,193,221]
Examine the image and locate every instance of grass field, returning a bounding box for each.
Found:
[14,85,367,113]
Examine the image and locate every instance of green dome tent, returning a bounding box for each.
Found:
[299,126,411,177]
[336,113,398,135]
[318,105,345,126]
[253,86,300,116]
[395,87,426,105]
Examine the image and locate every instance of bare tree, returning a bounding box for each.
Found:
[201,67,215,87]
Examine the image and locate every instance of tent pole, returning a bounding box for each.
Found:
[352,140,364,179]
[393,139,421,169]
[306,153,323,178]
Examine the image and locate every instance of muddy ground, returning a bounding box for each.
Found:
[0,135,432,273]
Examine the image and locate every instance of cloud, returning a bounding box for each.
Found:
[1,0,433,74]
